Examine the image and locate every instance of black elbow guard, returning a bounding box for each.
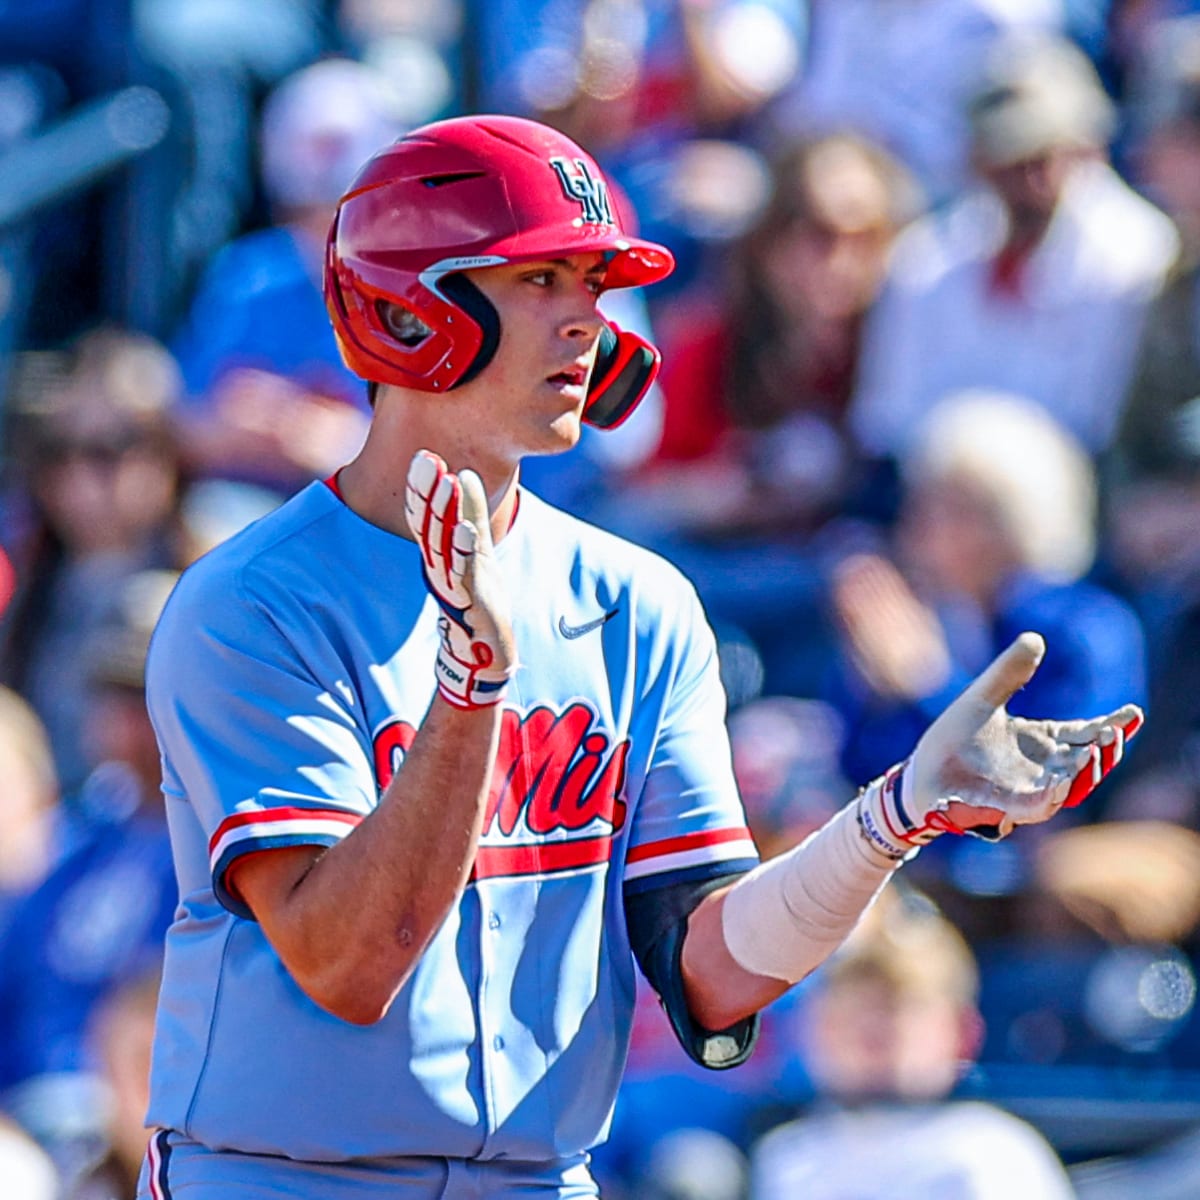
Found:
[626,876,759,1070]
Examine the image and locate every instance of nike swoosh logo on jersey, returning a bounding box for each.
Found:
[558,609,619,639]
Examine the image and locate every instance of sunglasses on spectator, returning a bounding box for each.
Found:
[34,432,144,465]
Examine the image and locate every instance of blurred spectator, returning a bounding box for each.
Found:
[728,696,849,860]
[1100,23,1200,822]
[0,569,179,1188]
[170,57,402,497]
[636,133,918,538]
[1105,0,1200,108]
[67,967,161,1200]
[828,391,1146,799]
[779,0,1062,202]
[1106,18,1200,600]
[1110,279,1200,505]
[749,889,1077,1198]
[1127,16,1200,260]
[474,0,805,295]
[849,31,1178,462]
[0,1115,57,1200]
[1104,277,1200,612]
[1098,462,1200,828]
[477,0,803,142]
[0,686,66,942]
[0,328,184,791]
[598,134,916,697]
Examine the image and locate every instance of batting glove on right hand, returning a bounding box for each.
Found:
[405,450,517,710]
[858,632,1143,860]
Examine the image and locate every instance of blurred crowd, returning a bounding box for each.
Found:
[6,1,1200,1197]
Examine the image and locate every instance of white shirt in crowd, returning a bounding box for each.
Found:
[0,1122,57,1200]
[849,159,1179,458]
[751,1101,1077,1199]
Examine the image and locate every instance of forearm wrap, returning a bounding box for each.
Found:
[720,795,900,984]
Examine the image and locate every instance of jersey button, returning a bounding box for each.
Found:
[487,911,501,930]
[492,1035,505,1051]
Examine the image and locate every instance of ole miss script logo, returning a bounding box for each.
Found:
[374,701,630,881]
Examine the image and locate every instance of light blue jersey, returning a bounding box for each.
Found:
[143,481,756,1170]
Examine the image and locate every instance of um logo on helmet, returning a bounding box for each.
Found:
[549,157,614,226]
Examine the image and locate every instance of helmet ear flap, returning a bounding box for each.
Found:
[584,322,661,429]
[438,274,501,389]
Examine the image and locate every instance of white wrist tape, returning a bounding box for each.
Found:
[721,797,900,984]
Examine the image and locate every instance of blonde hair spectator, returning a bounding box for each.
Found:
[903,389,1098,583]
[824,889,981,1009]
[803,890,983,1105]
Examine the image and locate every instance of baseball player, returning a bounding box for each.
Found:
[137,114,1141,1199]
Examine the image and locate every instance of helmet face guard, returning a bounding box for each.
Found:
[324,114,674,426]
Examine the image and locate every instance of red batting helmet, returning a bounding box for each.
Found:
[324,113,675,428]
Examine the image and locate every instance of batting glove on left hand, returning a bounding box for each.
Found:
[857,632,1143,860]
[405,450,517,710]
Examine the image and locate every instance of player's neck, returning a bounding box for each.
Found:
[337,410,521,544]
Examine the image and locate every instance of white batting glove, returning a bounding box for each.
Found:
[405,450,517,710]
[857,632,1144,860]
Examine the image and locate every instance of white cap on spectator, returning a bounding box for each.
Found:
[969,33,1116,166]
[260,57,406,211]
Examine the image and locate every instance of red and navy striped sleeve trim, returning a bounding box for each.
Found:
[145,1130,173,1199]
[209,806,363,919]
[623,826,758,895]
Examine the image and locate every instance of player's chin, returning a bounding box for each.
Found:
[528,408,584,455]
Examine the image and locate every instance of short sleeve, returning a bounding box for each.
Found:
[146,574,377,919]
[624,585,758,896]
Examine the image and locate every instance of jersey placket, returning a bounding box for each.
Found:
[473,605,522,1152]
[473,659,555,1158]
[475,877,503,1147]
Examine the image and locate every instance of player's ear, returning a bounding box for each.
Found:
[583,321,660,430]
